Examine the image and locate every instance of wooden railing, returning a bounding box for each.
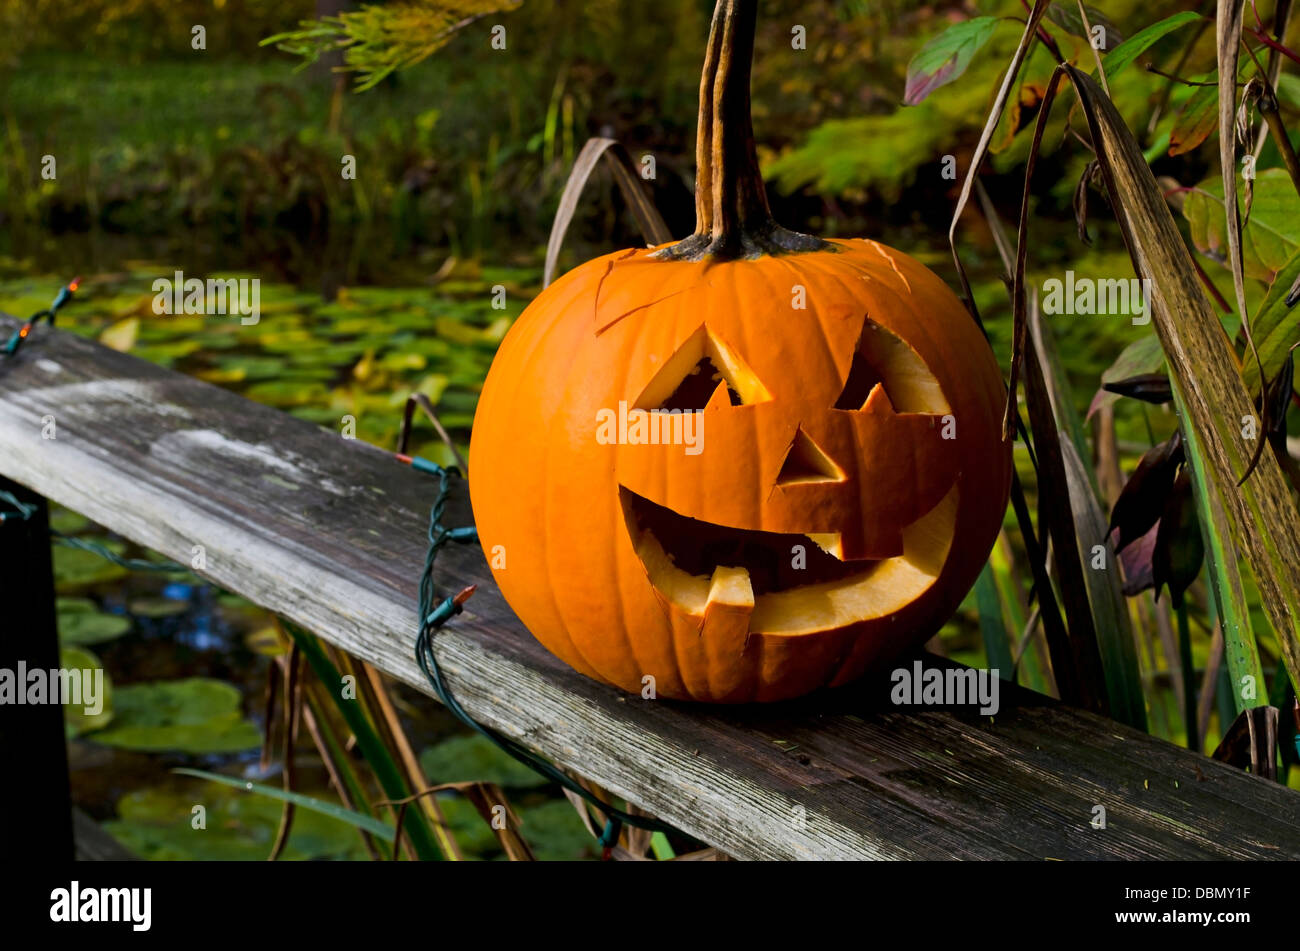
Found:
[2,312,1299,860]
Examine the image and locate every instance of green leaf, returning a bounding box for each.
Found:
[1046,2,1123,51]
[1244,244,1300,393]
[1100,11,1202,77]
[1027,310,1146,727]
[1184,168,1300,281]
[903,17,1001,106]
[1067,64,1300,698]
[1087,334,1166,419]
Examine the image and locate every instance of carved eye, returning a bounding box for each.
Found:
[636,325,772,412]
[834,320,950,414]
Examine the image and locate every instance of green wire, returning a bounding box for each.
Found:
[412,462,677,843]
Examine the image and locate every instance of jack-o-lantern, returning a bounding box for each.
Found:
[470,0,1010,702]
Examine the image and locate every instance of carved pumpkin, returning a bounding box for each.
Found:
[470,0,1011,702]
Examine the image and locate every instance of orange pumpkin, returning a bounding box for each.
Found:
[470,0,1010,702]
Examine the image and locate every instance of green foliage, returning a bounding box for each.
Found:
[1184,168,1300,283]
[0,0,314,63]
[767,106,959,201]
[86,678,262,753]
[266,0,523,91]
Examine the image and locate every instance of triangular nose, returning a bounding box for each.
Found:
[776,427,846,485]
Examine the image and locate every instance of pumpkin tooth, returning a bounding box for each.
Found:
[861,381,897,415]
[806,533,844,560]
[707,565,755,609]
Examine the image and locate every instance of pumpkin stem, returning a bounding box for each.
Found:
[657,0,827,261]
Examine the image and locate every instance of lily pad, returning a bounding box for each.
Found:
[86,678,261,753]
[61,645,114,737]
[104,785,368,861]
[419,733,550,789]
[516,800,597,861]
[59,602,133,645]
[54,544,130,589]
[49,507,91,535]
[127,596,189,619]
[244,380,329,408]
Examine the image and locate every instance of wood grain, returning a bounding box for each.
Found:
[2,315,1298,860]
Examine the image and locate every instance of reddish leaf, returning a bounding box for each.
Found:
[1152,468,1204,606]
[1107,432,1184,551]
[1119,521,1159,596]
[1169,82,1218,156]
[904,17,1001,106]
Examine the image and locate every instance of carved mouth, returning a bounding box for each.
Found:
[620,488,869,594]
[620,483,959,635]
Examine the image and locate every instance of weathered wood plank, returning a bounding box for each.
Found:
[73,808,138,861]
[2,314,1299,860]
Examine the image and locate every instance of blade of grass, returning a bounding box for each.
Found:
[1217,0,1274,483]
[650,831,677,860]
[1174,391,1267,714]
[331,646,417,860]
[949,0,1051,322]
[268,644,302,861]
[975,564,1014,679]
[174,768,396,841]
[973,164,1077,707]
[360,662,463,860]
[1064,62,1300,696]
[990,534,1054,695]
[1032,305,1146,728]
[1176,603,1199,750]
[299,684,385,860]
[280,621,444,860]
[1197,619,1225,743]
[543,137,672,288]
[1022,302,1113,718]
